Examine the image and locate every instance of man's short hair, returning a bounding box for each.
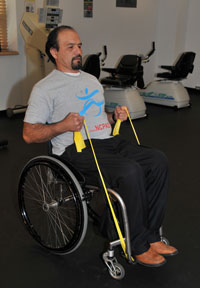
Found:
[45,25,75,65]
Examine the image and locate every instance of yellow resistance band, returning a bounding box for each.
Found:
[83,120,130,259]
[112,119,121,136]
[73,108,140,260]
[113,108,140,145]
[74,131,86,152]
[74,107,140,152]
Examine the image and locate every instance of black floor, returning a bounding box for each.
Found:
[1,88,200,288]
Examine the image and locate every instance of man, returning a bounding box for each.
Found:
[23,25,178,267]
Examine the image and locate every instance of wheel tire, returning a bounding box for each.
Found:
[109,263,125,280]
[18,155,88,254]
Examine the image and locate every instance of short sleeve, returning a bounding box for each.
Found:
[24,86,52,124]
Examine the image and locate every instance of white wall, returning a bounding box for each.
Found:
[155,0,188,71]
[68,0,159,84]
[183,0,200,88]
[0,0,26,110]
[0,0,200,111]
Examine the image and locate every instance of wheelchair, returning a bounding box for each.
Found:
[18,153,136,279]
[18,153,168,279]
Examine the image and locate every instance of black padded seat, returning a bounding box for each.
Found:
[156,51,196,81]
[101,55,141,87]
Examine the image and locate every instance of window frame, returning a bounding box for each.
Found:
[0,0,8,51]
[0,0,18,55]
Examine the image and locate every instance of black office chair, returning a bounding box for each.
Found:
[101,55,141,87]
[156,51,196,81]
[82,53,101,79]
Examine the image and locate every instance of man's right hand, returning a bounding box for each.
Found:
[62,112,84,132]
[23,112,84,144]
[23,113,84,144]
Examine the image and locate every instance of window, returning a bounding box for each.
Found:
[0,0,8,51]
[0,0,18,55]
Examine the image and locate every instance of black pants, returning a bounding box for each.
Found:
[61,135,168,255]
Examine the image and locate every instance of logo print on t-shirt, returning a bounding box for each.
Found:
[77,88,104,116]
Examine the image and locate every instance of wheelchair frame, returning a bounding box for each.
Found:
[18,155,134,279]
[18,154,168,279]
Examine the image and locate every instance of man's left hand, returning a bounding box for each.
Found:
[114,106,128,122]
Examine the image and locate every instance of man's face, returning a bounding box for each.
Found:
[50,29,82,73]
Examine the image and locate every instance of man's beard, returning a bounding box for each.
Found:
[71,55,82,70]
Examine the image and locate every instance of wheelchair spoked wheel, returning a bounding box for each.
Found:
[18,155,88,254]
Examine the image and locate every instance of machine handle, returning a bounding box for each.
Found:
[147,41,155,58]
[101,45,108,65]
[103,45,107,57]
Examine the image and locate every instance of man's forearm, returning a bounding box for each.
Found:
[23,122,64,144]
[23,112,84,144]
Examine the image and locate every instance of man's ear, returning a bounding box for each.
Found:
[50,48,57,60]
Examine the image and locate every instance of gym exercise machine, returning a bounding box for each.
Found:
[139,44,196,109]
[6,0,62,118]
[100,53,147,120]
[82,45,108,79]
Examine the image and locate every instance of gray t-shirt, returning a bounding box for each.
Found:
[24,69,112,155]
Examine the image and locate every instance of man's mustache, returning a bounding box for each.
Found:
[72,55,82,61]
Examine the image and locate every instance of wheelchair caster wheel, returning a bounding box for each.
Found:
[103,252,125,280]
[161,236,170,245]
[109,263,125,280]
